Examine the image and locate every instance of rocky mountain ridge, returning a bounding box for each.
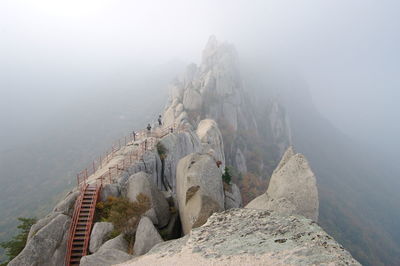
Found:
[8,37,360,266]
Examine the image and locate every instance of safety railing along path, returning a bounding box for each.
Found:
[65,122,186,265]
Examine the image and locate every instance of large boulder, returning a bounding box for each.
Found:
[133,216,163,256]
[196,119,225,169]
[53,191,80,216]
[118,209,360,266]
[159,131,202,192]
[126,172,170,227]
[100,184,121,202]
[176,153,224,235]
[126,150,163,191]
[9,214,70,266]
[81,234,132,266]
[224,183,242,209]
[89,222,114,253]
[246,147,319,221]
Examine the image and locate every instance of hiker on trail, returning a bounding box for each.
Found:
[132,130,136,141]
[158,115,162,126]
[147,123,152,137]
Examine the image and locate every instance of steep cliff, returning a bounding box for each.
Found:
[163,36,292,181]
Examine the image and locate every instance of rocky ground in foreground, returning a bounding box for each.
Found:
[119,208,360,266]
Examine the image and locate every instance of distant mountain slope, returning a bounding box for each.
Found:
[243,65,400,265]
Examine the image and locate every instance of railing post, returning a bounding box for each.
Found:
[92,161,95,174]
[118,139,121,150]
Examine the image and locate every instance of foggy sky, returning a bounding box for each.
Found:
[1,0,399,157]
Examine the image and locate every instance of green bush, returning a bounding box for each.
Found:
[96,194,151,234]
[156,142,168,160]
[222,166,232,184]
[0,217,36,265]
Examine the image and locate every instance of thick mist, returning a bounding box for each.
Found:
[1,0,399,159]
[1,0,399,264]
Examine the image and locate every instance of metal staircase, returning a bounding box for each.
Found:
[65,184,101,265]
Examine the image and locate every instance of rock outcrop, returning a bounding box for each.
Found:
[176,153,224,234]
[118,209,360,266]
[100,184,121,202]
[89,222,114,253]
[9,214,70,266]
[81,235,132,266]
[246,147,319,221]
[133,216,163,256]
[196,119,225,169]
[162,35,292,180]
[224,183,242,209]
[126,172,171,228]
[159,130,202,192]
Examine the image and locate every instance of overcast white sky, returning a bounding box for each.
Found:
[1,0,399,153]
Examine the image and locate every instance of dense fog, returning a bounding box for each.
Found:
[1,0,399,159]
[1,0,399,264]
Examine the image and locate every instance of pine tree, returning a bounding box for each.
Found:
[222,166,232,184]
[0,217,36,265]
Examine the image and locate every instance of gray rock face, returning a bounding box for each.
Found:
[224,183,242,209]
[126,172,170,227]
[176,153,224,234]
[133,216,163,256]
[9,214,70,266]
[235,148,247,174]
[159,131,202,192]
[89,222,114,253]
[196,119,225,169]
[125,150,163,191]
[81,235,132,266]
[246,147,319,221]
[53,191,80,216]
[119,209,360,266]
[144,208,158,225]
[183,88,202,111]
[100,184,121,202]
[81,248,133,266]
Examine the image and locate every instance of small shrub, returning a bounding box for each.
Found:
[0,217,36,265]
[156,142,168,160]
[222,166,232,184]
[95,194,151,235]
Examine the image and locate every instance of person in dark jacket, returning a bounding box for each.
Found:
[158,115,162,126]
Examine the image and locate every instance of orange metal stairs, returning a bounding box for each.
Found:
[65,184,101,266]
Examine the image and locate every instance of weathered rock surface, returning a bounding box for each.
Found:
[118,209,360,266]
[144,208,159,225]
[246,147,319,221]
[224,183,242,209]
[196,119,225,169]
[81,235,132,266]
[53,191,80,216]
[159,131,202,192]
[9,214,70,266]
[124,149,163,191]
[126,171,170,227]
[133,216,163,256]
[100,183,121,202]
[176,153,224,234]
[89,222,114,253]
